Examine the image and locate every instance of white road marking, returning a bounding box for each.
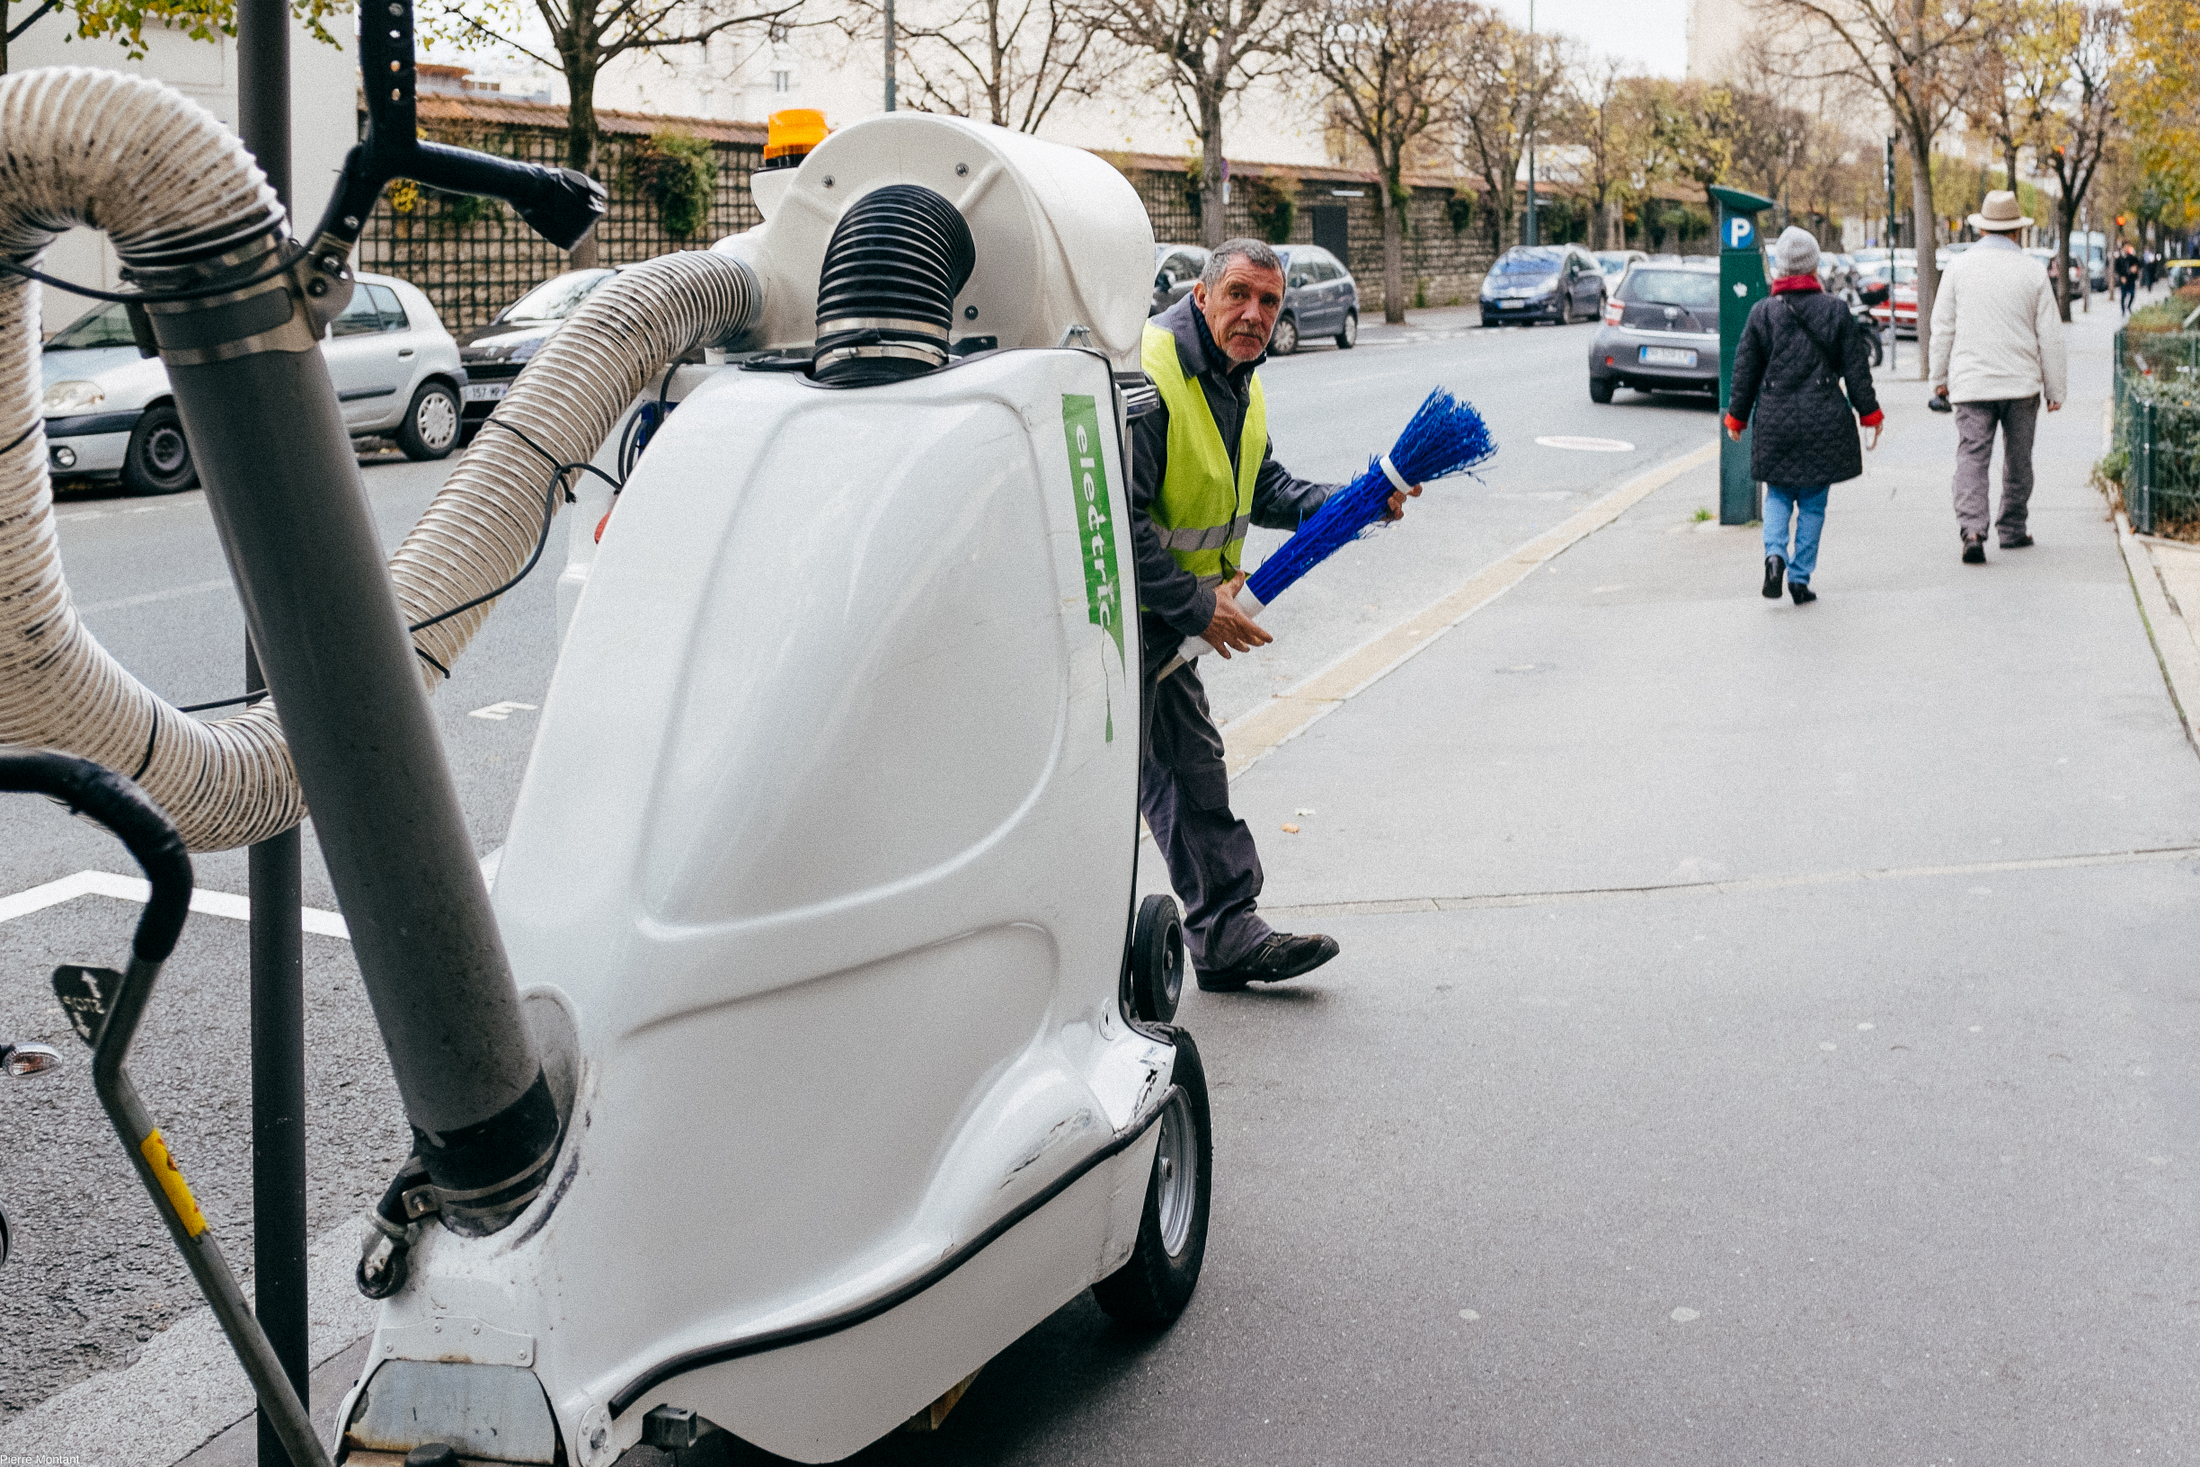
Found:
[75,577,231,615]
[469,699,539,721]
[1534,435,1636,452]
[0,869,350,937]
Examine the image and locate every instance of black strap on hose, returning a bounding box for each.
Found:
[0,751,192,961]
[0,247,307,306]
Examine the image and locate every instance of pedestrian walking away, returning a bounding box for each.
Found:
[1130,238,1421,993]
[1929,191,2068,562]
[2116,244,2141,315]
[1723,225,1883,605]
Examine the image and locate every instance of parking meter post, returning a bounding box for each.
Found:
[1711,185,1775,526]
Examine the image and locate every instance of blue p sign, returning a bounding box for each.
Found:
[1725,214,1756,251]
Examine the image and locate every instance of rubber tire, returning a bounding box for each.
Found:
[121,404,197,496]
[1129,894,1185,1024]
[1558,292,1575,326]
[1092,1027,1211,1328]
[395,380,462,462]
[1866,331,1884,368]
[1589,376,1615,404]
[1336,310,1358,349]
[1270,313,1299,356]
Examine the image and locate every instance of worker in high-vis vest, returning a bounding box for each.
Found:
[1131,238,1421,992]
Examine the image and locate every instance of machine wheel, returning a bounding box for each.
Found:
[1270,313,1299,356]
[1336,310,1358,350]
[1589,377,1615,404]
[1129,894,1185,1024]
[1866,331,1884,368]
[121,405,197,496]
[1093,1028,1211,1328]
[395,381,462,461]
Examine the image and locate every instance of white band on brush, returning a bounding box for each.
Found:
[1378,452,1412,495]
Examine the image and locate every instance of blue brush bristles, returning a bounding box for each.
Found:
[1245,388,1496,605]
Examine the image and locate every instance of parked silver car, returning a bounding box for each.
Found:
[1270,244,1359,354]
[1587,257,1721,402]
[1151,244,1208,317]
[41,272,465,494]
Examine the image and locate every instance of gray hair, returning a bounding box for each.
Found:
[1200,237,1283,289]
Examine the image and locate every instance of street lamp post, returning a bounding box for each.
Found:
[1523,0,1537,247]
[884,0,897,110]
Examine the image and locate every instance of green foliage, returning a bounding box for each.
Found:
[629,130,718,239]
[1413,277,1428,309]
[1445,193,1475,236]
[2,0,343,65]
[439,189,505,229]
[1246,176,1295,245]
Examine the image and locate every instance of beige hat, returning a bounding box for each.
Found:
[1969,190,2032,232]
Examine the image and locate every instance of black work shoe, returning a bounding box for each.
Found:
[1962,535,1987,564]
[2002,533,2034,549]
[1789,581,1817,604]
[1762,554,1786,599]
[1196,933,1341,992]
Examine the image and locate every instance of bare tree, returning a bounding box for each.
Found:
[1305,0,1466,320]
[841,0,1105,130]
[2013,0,2123,319]
[430,0,802,266]
[1567,54,1634,249]
[1753,0,1985,375]
[1085,0,1298,245]
[1452,5,1567,255]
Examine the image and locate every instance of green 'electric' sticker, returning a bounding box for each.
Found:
[1061,394,1124,739]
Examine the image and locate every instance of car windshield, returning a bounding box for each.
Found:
[1594,254,1632,273]
[1619,269,1718,308]
[1494,248,1564,274]
[46,302,136,350]
[498,269,615,323]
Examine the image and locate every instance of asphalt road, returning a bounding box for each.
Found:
[0,313,1710,1435]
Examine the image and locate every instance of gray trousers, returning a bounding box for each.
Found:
[1952,395,2040,544]
[1139,614,1271,972]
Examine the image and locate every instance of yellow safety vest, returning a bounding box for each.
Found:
[1141,322,1266,589]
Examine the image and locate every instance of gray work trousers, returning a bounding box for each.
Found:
[1139,614,1272,972]
[1952,395,2040,544]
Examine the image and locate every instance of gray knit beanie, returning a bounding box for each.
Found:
[1772,226,1821,277]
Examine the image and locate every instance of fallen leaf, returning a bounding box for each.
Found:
[1281,823,1300,834]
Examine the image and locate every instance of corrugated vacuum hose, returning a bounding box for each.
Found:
[0,68,759,851]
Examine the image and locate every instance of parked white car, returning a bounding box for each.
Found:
[40,272,467,495]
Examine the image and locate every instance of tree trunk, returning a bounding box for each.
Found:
[565,61,601,270]
[2055,190,2077,322]
[1907,127,1938,380]
[1380,169,1406,324]
[1198,85,1227,249]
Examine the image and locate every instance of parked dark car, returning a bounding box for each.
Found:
[1269,245,1359,354]
[456,267,618,429]
[1152,244,1208,316]
[1481,244,1606,326]
[1587,257,1720,401]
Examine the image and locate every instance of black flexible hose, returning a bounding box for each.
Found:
[813,184,976,386]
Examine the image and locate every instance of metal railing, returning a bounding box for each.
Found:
[2116,326,2200,533]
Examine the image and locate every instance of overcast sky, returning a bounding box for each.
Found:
[1488,0,1692,79]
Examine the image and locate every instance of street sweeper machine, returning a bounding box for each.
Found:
[0,10,1214,1462]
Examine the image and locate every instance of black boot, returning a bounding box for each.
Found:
[1762,554,1786,599]
[1962,534,1987,564]
[1197,933,1341,992]
[1789,580,1816,604]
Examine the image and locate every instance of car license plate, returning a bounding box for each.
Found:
[463,382,508,403]
[1639,346,1697,367]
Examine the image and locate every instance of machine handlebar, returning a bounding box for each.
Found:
[0,751,192,962]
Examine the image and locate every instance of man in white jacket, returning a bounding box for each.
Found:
[1929,191,2069,563]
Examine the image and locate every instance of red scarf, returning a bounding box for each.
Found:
[1770,274,1821,295]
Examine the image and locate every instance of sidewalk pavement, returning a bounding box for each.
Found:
[1100,306,2200,1460]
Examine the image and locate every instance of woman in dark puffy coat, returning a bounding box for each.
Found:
[1725,226,1884,605]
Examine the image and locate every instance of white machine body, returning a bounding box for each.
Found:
[343,115,1180,1466]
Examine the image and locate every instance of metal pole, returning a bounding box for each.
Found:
[883,0,896,111]
[1523,0,1536,247]
[234,5,309,1462]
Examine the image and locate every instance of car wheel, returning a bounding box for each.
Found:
[121,405,197,496]
[1589,377,1615,404]
[395,381,462,462]
[1092,1027,1211,1328]
[1336,310,1358,350]
[1270,313,1299,356]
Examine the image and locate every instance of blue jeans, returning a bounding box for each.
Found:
[1764,485,1829,585]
